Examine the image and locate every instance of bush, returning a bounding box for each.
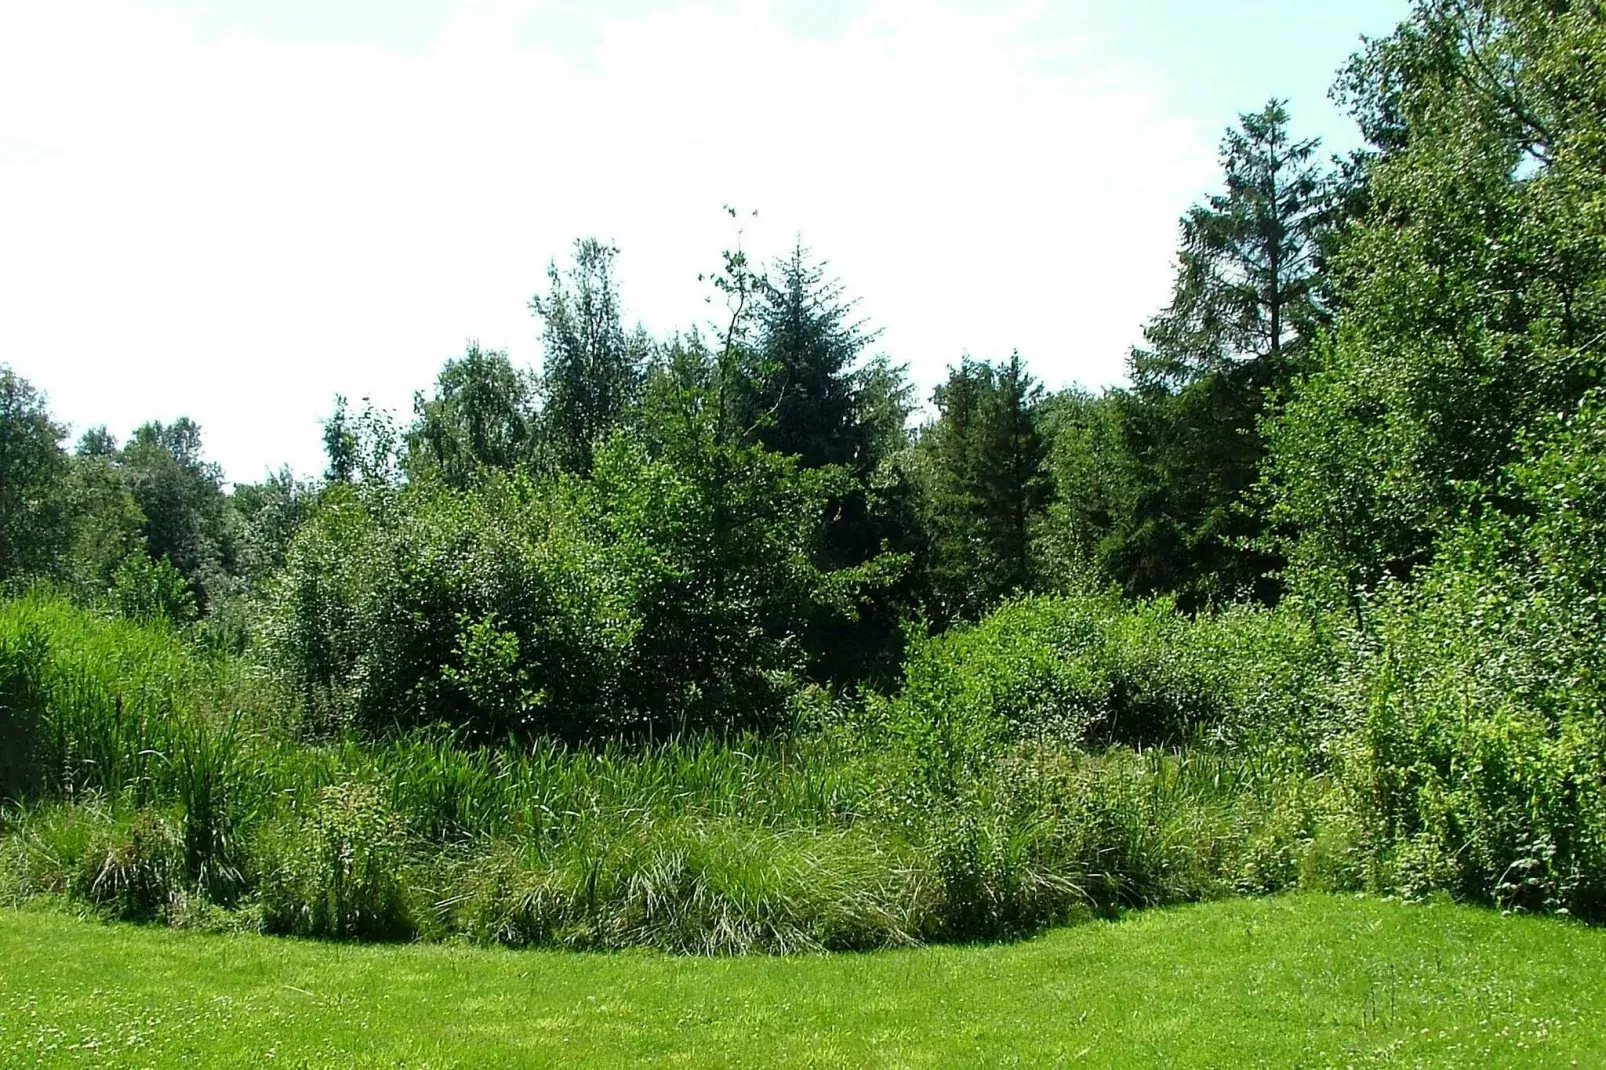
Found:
[886,593,1265,770]
[259,781,414,941]
[0,616,48,801]
[260,436,881,742]
[109,551,197,624]
[1,801,187,921]
[1332,397,1606,917]
[258,478,634,741]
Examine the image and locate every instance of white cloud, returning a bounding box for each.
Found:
[0,0,1219,480]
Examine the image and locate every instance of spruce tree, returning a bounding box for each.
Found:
[1107,100,1330,607]
[746,244,871,470]
[916,354,1049,624]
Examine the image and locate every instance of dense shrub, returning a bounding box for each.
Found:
[578,434,867,735]
[881,592,1337,768]
[259,782,414,941]
[1334,398,1606,917]
[259,478,635,741]
[261,441,868,741]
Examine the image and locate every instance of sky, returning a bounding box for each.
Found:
[0,0,1409,483]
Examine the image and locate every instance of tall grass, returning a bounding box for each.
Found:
[0,592,1421,952]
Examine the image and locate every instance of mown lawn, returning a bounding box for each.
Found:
[1,893,1600,1068]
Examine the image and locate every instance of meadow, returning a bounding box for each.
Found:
[5,894,1603,1068]
[4,4,1605,1063]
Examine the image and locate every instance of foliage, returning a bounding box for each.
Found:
[0,367,70,583]
[1267,0,1606,602]
[259,476,633,741]
[8,0,1606,960]
[60,434,147,602]
[118,420,236,612]
[531,238,648,475]
[0,596,253,803]
[582,430,865,733]
[742,243,875,471]
[320,394,401,486]
[259,781,412,941]
[912,353,1050,624]
[109,552,197,624]
[1337,394,1606,916]
[1032,388,1127,590]
[405,342,538,487]
[1133,100,1329,388]
[880,592,1338,778]
[739,247,921,686]
[0,594,1361,951]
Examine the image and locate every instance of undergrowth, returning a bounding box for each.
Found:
[0,586,1597,953]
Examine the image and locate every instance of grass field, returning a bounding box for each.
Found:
[2,894,1601,1068]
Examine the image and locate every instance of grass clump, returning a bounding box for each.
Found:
[259,782,413,941]
[452,820,929,954]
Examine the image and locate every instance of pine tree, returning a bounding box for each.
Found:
[735,246,922,685]
[916,354,1049,624]
[1108,100,1330,607]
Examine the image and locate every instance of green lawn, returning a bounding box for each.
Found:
[1,894,1600,1069]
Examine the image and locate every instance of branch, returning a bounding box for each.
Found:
[1451,0,1555,165]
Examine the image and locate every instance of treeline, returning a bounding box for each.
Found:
[0,99,1360,719]
[8,0,1606,743]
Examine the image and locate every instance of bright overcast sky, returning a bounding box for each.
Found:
[1,0,1408,483]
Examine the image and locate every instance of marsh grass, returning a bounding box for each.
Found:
[0,590,1530,954]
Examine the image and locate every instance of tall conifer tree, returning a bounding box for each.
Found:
[1108,100,1330,607]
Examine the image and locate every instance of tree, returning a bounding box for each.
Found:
[1104,376,1282,607]
[740,246,921,684]
[1033,387,1127,590]
[1134,100,1328,389]
[744,244,873,470]
[914,354,1050,624]
[0,367,70,581]
[321,395,401,487]
[120,419,234,610]
[1108,100,1331,608]
[231,467,314,588]
[1266,0,1606,607]
[62,428,145,599]
[854,354,918,468]
[531,239,648,474]
[405,342,537,488]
